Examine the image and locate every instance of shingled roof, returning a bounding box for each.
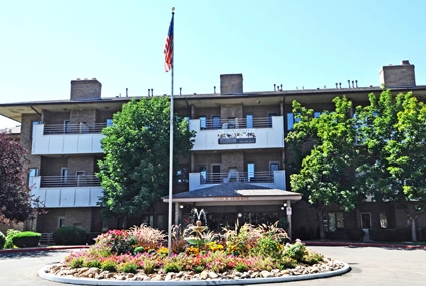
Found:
[162,182,302,205]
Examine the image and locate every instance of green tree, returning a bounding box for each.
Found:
[355,90,426,241]
[96,97,195,226]
[0,133,40,224]
[286,96,361,239]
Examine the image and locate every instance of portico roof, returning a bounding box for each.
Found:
[162,182,302,206]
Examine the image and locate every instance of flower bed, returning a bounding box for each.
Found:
[44,223,346,283]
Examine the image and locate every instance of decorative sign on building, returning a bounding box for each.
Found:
[218,129,256,144]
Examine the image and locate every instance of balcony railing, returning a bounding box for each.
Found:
[200,117,274,130]
[40,175,101,188]
[43,123,107,135]
[200,171,274,184]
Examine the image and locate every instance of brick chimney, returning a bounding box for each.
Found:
[220,74,243,94]
[379,60,416,88]
[70,78,102,100]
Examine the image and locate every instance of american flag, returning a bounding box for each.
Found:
[164,14,174,72]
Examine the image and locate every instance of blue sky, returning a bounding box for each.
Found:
[1,0,426,128]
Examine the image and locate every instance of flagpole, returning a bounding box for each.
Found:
[167,7,175,256]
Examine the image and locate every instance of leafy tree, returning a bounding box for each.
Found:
[97,97,195,226]
[0,133,39,224]
[286,96,361,239]
[355,90,426,241]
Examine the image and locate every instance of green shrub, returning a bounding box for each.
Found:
[12,231,41,247]
[0,231,5,249]
[100,259,117,272]
[53,226,88,245]
[369,228,411,242]
[346,228,365,241]
[117,262,138,273]
[4,229,21,249]
[421,227,426,241]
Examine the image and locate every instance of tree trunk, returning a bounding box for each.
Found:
[410,216,417,242]
[316,209,325,240]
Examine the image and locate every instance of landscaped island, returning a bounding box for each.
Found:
[41,223,347,284]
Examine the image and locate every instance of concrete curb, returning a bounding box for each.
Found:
[305,241,426,250]
[0,245,89,254]
[38,261,351,285]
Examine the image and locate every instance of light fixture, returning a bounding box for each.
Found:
[281,206,285,210]
[283,203,287,207]
[179,205,184,209]
[238,213,242,218]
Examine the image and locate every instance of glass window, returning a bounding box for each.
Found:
[247,163,255,181]
[199,116,206,129]
[380,213,388,228]
[326,212,344,232]
[106,119,113,126]
[287,113,301,130]
[212,116,221,129]
[63,120,70,133]
[29,168,38,177]
[246,114,253,128]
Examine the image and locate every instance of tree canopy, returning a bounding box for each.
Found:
[355,90,426,241]
[287,90,426,241]
[286,96,361,238]
[96,97,195,222]
[0,133,38,224]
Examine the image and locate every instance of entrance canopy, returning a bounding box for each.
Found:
[163,182,302,207]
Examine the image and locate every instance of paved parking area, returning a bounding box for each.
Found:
[0,245,425,286]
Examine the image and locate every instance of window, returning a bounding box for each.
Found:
[63,120,70,133]
[106,119,113,126]
[247,163,255,182]
[176,165,189,184]
[361,213,371,229]
[212,116,221,129]
[246,114,253,128]
[287,113,301,130]
[380,213,388,228]
[28,168,39,185]
[270,162,279,181]
[325,212,344,232]
[61,167,68,184]
[29,168,39,177]
[58,217,65,228]
[199,116,206,129]
[199,166,207,184]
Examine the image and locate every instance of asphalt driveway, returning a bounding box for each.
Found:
[0,245,425,286]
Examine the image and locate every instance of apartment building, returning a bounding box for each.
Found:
[0,61,425,240]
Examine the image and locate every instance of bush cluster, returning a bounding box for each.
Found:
[1,229,41,248]
[0,231,5,249]
[53,226,88,245]
[369,228,411,242]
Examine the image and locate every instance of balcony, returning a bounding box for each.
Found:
[32,124,104,155]
[44,123,107,135]
[189,170,286,191]
[39,175,101,188]
[189,116,284,151]
[29,176,103,208]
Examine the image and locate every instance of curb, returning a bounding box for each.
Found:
[39,261,351,286]
[0,245,89,254]
[304,241,426,250]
